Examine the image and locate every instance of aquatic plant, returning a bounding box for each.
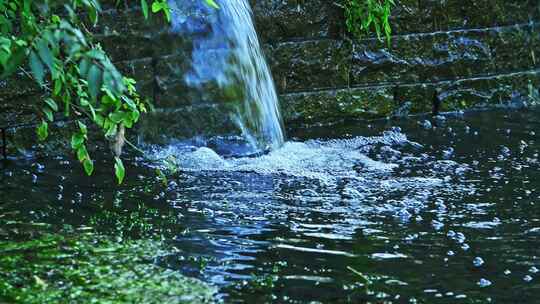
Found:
[343,0,395,44]
[0,219,215,303]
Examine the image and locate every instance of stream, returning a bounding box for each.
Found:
[2,109,539,303]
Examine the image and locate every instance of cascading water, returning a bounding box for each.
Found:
[168,0,285,152]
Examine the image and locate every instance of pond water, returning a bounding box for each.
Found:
[1,109,539,303]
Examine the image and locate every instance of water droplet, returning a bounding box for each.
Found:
[432,220,444,230]
[477,278,492,288]
[442,148,454,159]
[473,257,485,267]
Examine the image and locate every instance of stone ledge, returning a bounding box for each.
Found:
[280,70,540,126]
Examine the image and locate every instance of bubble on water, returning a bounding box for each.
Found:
[529,266,539,273]
[447,250,455,256]
[396,209,412,222]
[146,131,421,184]
[442,148,455,159]
[477,278,492,288]
[504,269,512,275]
[432,220,444,230]
[461,243,470,251]
[342,187,364,200]
[473,257,485,267]
[33,163,45,173]
[524,275,533,282]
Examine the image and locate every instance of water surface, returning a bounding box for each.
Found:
[1,109,539,303]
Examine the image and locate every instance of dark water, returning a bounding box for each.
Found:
[1,109,540,303]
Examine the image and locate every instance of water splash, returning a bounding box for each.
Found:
[169,0,285,151]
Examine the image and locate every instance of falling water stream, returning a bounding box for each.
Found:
[169,0,285,151]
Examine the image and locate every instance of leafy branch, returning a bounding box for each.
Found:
[0,0,216,184]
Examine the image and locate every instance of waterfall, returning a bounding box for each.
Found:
[168,0,285,152]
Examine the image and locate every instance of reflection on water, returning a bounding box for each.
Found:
[1,109,540,303]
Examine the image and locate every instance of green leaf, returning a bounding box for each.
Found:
[0,51,10,68]
[71,133,85,149]
[1,46,26,79]
[114,157,125,184]
[37,120,48,141]
[78,58,91,77]
[89,7,98,25]
[83,159,94,176]
[43,107,54,122]
[131,109,140,123]
[94,113,104,126]
[53,78,62,95]
[87,65,102,101]
[109,111,125,124]
[77,145,89,162]
[204,0,220,9]
[44,98,58,111]
[156,168,167,186]
[88,104,97,121]
[29,51,45,85]
[151,1,162,12]
[141,0,149,19]
[36,39,54,72]
[51,14,61,24]
[104,123,117,138]
[78,121,88,134]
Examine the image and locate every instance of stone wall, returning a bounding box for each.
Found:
[1,0,539,146]
[254,0,540,126]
